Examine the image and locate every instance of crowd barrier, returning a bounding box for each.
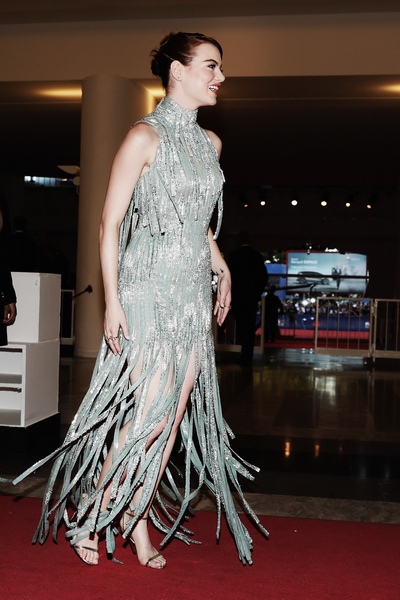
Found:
[213,295,400,361]
[62,290,400,362]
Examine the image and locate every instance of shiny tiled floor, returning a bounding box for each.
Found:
[2,346,400,524]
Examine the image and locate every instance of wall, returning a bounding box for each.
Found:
[1,13,400,82]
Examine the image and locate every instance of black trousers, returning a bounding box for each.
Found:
[233,301,259,363]
[0,303,8,346]
[264,316,279,342]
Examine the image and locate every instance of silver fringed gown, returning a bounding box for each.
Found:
[13,96,268,564]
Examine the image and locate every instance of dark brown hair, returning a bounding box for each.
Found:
[150,32,223,90]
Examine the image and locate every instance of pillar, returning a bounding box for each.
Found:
[74,74,151,357]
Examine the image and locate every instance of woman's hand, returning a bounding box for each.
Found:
[103,300,130,355]
[213,271,232,326]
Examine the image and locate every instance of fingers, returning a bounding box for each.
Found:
[3,304,16,325]
[121,323,130,341]
[104,327,130,355]
[104,308,130,355]
[214,299,231,326]
[104,332,121,355]
[214,277,232,326]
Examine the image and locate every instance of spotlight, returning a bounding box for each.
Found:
[321,189,329,207]
[367,191,377,209]
[258,185,269,205]
[291,191,298,206]
[239,190,248,208]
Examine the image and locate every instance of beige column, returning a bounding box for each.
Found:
[74,74,151,357]
[396,184,400,299]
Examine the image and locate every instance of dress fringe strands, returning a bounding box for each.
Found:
[11,97,268,565]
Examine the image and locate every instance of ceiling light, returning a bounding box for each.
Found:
[39,87,82,99]
[380,84,400,95]
[367,191,377,209]
[320,189,329,207]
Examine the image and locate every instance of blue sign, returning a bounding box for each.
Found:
[286,251,368,293]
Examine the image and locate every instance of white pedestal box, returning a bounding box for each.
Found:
[0,273,61,448]
[8,272,61,343]
[0,340,59,427]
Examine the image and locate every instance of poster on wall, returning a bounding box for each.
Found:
[286,251,368,294]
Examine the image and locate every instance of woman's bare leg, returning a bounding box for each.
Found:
[74,352,195,567]
[127,354,196,568]
[71,419,132,565]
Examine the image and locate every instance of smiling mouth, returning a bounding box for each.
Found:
[209,85,220,94]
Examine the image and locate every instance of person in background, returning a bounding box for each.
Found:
[228,231,268,366]
[0,208,17,346]
[264,285,283,343]
[286,300,297,337]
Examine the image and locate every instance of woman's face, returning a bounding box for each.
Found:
[177,43,225,109]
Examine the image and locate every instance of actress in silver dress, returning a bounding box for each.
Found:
[16,32,267,569]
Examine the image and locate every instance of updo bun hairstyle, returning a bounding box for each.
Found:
[150,32,223,90]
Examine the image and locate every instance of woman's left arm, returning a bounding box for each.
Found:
[208,228,231,326]
[205,131,230,325]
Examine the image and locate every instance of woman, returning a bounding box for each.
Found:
[15,32,267,568]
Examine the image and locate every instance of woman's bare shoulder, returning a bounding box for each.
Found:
[125,121,159,148]
[116,121,159,166]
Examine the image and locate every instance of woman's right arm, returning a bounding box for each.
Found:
[99,122,158,354]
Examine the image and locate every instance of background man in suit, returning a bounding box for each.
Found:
[0,208,17,346]
[228,231,268,366]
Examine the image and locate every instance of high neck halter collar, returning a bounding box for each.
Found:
[155,96,198,128]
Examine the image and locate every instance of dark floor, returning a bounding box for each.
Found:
[1,345,400,523]
[216,349,400,503]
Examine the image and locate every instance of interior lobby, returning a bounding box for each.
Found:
[1,0,400,572]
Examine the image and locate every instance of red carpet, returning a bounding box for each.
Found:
[1,495,399,600]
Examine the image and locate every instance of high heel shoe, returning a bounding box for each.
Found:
[120,510,166,569]
[70,532,99,566]
[73,542,99,566]
[68,498,100,566]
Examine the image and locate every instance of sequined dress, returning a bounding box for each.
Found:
[13,97,267,564]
